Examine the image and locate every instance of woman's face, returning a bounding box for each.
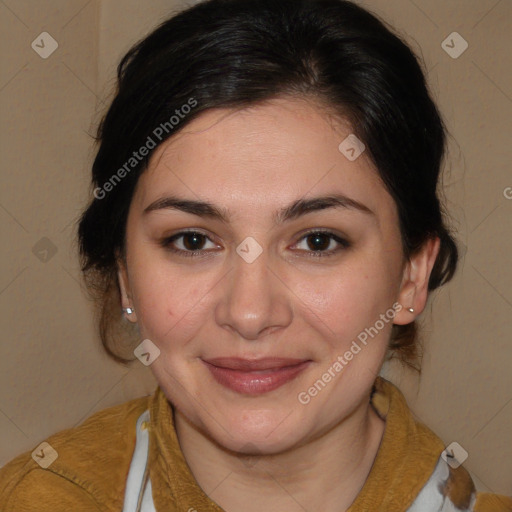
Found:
[118,97,418,454]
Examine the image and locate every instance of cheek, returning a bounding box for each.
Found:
[293,254,395,339]
[131,262,213,343]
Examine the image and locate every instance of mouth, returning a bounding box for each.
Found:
[201,357,312,395]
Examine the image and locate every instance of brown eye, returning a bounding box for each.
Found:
[305,233,332,251]
[294,230,350,257]
[161,230,219,257]
[180,232,207,251]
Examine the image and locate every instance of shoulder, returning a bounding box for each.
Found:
[474,492,512,512]
[0,392,152,512]
[400,435,512,512]
[372,378,511,511]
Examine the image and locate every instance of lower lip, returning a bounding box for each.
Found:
[202,360,311,395]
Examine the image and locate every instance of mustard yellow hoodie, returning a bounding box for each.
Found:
[1,376,510,511]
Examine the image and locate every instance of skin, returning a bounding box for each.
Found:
[117,96,440,512]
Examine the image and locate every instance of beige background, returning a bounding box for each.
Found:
[1,0,511,496]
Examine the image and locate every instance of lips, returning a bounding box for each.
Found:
[204,357,309,371]
[202,357,312,395]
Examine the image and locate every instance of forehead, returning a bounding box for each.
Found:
[133,97,395,223]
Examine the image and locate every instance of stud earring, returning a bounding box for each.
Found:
[123,307,134,315]
[408,307,415,313]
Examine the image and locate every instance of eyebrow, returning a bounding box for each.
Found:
[143,193,375,224]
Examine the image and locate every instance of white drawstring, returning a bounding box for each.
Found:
[123,410,156,512]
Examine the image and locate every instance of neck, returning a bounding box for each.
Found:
[174,399,385,512]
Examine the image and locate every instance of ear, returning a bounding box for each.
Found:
[393,236,441,325]
[117,254,138,323]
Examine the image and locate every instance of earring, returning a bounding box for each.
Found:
[123,307,134,315]
[408,307,415,313]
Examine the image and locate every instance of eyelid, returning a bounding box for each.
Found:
[294,227,350,243]
[162,229,220,250]
[290,229,350,255]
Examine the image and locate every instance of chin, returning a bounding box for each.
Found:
[204,407,306,455]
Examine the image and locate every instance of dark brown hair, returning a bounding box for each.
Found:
[77,0,459,371]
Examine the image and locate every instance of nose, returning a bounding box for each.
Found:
[215,245,293,341]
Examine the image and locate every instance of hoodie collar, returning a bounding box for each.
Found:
[147,376,445,512]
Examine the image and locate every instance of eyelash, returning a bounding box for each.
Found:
[160,229,350,259]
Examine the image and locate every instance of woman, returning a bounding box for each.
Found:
[0,0,510,510]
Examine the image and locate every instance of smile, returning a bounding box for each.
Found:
[201,357,312,395]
